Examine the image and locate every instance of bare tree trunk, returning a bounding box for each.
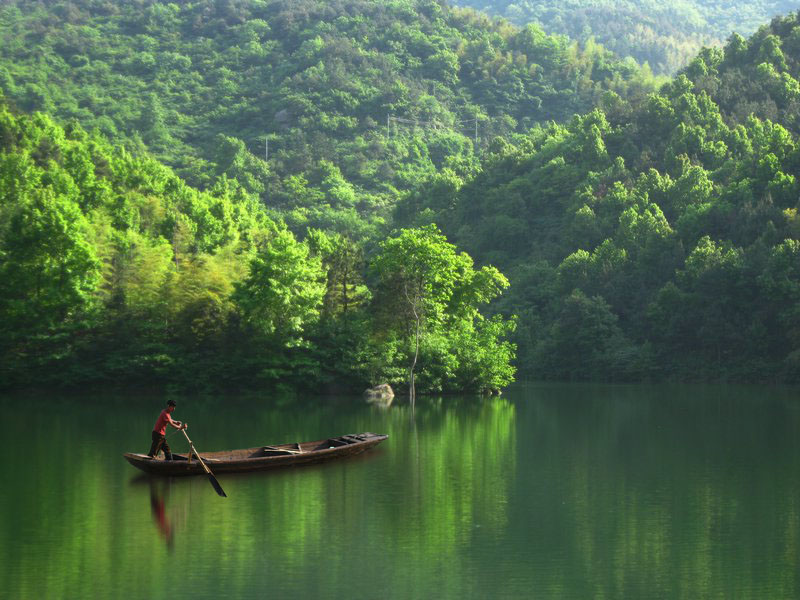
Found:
[404,282,420,404]
[410,312,420,404]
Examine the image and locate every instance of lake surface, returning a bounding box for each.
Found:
[2,382,800,599]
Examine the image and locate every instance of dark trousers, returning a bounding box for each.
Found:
[148,431,172,459]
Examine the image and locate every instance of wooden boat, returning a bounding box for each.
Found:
[123,432,388,476]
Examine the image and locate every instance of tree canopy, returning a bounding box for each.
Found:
[3,1,800,390]
[455,0,800,74]
[0,0,662,239]
[0,95,515,393]
[401,19,800,383]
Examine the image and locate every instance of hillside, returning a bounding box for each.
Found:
[400,16,800,382]
[0,0,660,237]
[684,13,800,136]
[3,1,800,388]
[455,0,800,74]
[0,94,516,393]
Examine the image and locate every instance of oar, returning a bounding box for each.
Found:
[181,429,227,498]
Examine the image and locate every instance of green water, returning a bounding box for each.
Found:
[2,383,800,599]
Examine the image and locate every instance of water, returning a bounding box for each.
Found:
[2,382,800,599]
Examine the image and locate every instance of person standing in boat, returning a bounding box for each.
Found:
[147,399,187,460]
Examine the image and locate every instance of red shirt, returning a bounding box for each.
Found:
[153,409,176,435]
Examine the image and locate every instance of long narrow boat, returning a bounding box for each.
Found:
[124,432,388,476]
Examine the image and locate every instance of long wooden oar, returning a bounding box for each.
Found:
[182,429,227,498]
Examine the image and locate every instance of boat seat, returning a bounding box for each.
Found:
[262,446,301,455]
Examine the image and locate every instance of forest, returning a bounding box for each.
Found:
[456,0,800,74]
[0,0,662,240]
[1,0,800,390]
[0,99,516,393]
[403,12,800,382]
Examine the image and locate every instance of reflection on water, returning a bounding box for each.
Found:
[149,479,174,550]
[1,384,800,599]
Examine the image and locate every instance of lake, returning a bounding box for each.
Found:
[1,382,799,599]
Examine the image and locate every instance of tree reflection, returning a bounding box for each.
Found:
[11,388,800,597]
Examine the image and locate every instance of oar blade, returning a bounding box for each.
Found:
[208,473,227,497]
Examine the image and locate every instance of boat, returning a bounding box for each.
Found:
[123,432,388,476]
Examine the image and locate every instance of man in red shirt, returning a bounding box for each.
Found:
[147,399,187,460]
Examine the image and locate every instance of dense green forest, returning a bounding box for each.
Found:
[685,16,800,136]
[0,0,661,240]
[0,97,516,392]
[456,0,800,74]
[2,0,800,390]
[401,12,800,382]
[0,0,659,392]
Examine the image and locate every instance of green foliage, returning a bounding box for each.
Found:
[455,0,799,74]
[370,225,515,393]
[537,289,636,381]
[683,13,800,140]
[9,1,800,389]
[413,19,800,383]
[306,229,370,317]
[233,228,326,343]
[0,185,99,332]
[0,99,301,389]
[0,97,514,393]
[0,0,660,239]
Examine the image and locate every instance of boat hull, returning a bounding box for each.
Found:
[123,432,388,476]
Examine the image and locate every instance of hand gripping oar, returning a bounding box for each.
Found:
[181,429,227,498]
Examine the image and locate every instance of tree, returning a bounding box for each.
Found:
[538,289,633,381]
[0,187,99,334]
[233,228,325,345]
[0,185,100,386]
[306,229,369,318]
[211,135,269,197]
[371,224,514,396]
